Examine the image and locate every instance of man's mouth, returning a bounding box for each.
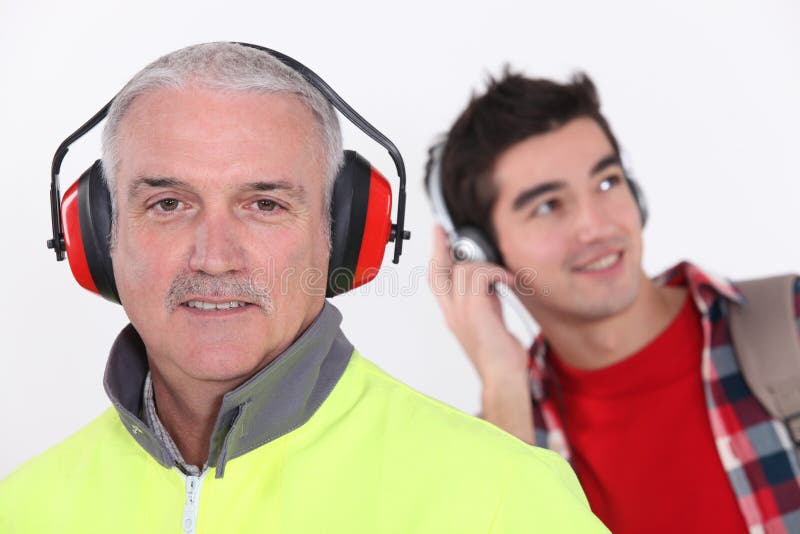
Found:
[574,251,623,272]
[182,300,252,311]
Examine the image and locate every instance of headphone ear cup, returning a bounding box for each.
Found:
[452,226,502,265]
[62,160,119,303]
[626,177,648,227]
[327,150,392,297]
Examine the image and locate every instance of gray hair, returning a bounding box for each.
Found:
[101,42,343,226]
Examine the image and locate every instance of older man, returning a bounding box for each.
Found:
[0,44,605,533]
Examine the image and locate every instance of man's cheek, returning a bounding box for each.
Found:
[280,235,326,299]
[115,252,172,303]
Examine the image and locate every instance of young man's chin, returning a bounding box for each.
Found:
[573,281,641,321]
[526,277,641,323]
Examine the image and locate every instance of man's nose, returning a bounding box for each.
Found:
[572,196,616,243]
[188,208,246,275]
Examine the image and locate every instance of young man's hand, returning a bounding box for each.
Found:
[429,226,534,443]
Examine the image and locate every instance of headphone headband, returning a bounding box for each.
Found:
[48,43,409,263]
[425,141,457,240]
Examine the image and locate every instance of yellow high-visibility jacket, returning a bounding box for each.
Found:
[0,304,607,533]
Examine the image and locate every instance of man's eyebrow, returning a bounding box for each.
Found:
[241,181,307,201]
[128,177,191,198]
[511,154,622,212]
[512,181,565,212]
[127,177,307,201]
[590,154,621,176]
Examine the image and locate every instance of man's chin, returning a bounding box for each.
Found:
[179,351,274,384]
[527,281,640,323]
[573,285,641,321]
[157,336,282,383]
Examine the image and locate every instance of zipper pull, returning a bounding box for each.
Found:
[182,475,201,533]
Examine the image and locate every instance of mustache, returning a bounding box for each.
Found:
[165,273,273,313]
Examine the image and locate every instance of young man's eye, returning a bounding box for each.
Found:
[599,175,622,192]
[532,199,559,217]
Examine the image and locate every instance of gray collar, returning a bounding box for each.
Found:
[103,302,353,478]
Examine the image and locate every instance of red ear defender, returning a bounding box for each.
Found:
[60,161,119,303]
[61,178,98,294]
[353,166,392,289]
[327,151,392,297]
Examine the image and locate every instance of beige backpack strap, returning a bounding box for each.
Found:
[729,275,800,446]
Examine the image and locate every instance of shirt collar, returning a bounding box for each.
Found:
[142,372,203,476]
[653,260,743,313]
[103,301,353,478]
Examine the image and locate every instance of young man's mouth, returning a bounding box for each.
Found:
[573,251,624,273]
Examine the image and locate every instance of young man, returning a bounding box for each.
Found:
[427,71,800,533]
[0,45,606,533]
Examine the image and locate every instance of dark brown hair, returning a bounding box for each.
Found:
[428,69,620,241]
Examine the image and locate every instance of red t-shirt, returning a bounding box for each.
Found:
[548,294,749,534]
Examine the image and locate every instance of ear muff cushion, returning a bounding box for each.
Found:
[76,160,120,303]
[327,150,371,297]
[455,226,503,266]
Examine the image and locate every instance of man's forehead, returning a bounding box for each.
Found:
[118,86,315,137]
[115,85,326,191]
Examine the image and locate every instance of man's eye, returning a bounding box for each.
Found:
[156,199,181,211]
[599,175,622,192]
[533,199,559,217]
[255,199,280,212]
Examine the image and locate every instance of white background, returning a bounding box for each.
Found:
[1,0,798,478]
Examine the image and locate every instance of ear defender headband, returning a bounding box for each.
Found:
[424,139,647,266]
[47,43,411,303]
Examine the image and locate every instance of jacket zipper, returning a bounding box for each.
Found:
[181,470,208,534]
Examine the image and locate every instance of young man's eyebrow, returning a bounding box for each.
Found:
[512,182,565,211]
[590,154,621,176]
[510,154,621,212]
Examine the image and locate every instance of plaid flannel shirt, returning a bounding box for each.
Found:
[528,261,800,533]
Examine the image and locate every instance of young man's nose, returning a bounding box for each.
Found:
[572,196,617,243]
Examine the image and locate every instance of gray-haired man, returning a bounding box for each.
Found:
[0,43,606,533]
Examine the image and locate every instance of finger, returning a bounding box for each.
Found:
[448,263,504,322]
[512,266,540,297]
[431,225,453,271]
[458,262,513,290]
[429,225,455,311]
